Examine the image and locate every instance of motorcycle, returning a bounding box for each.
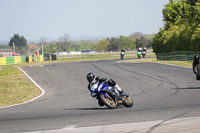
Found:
[137,51,142,59]
[120,51,125,59]
[197,64,200,76]
[92,82,133,109]
[142,51,146,58]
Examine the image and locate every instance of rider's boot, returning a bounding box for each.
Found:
[196,74,200,80]
[114,85,129,96]
[121,92,129,97]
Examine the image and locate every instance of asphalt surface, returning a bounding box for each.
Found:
[1,59,200,133]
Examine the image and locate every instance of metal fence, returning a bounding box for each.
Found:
[156,51,197,61]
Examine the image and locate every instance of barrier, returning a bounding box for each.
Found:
[0,55,43,65]
[0,57,6,65]
[6,57,15,65]
[35,55,43,62]
[29,55,32,63]
[44,54,51,61]
[157,51,198,61]
[44,54,57,61]
[39,55,44,62]
[14,56,22,64]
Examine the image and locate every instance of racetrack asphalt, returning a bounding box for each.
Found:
[0,59,200,133]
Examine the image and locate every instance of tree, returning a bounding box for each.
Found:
[57,34,71,52]
[185,0,198,6]
[135,37,148,49]
[190,24,200,51]
[129,32,144,40]
[107,37,121,51]
[8,34,27,54]
[152,0,199,53]
[152,28,165,53]
[9,34,27,47]
[71,40,96,51]
[163,0,191,29]
[119,36,135,50]
[43,43,57,54]
[96,40,109,52]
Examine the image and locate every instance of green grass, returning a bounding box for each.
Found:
[56,51,156,62]
[122,58,192,68]
[0,65,41,107]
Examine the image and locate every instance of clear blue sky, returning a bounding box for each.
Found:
[0,0,169,42]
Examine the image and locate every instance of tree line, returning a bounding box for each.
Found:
[5,32,153,55]
[43,32,153,54]
[152,0,200,54]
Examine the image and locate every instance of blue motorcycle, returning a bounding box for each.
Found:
[92,82,133,109]
[142,50,146,58]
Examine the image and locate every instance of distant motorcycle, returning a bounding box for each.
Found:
[92,82,133,109]
[137,51,142,59]
[120,51,125,59]
[142,51,146,58]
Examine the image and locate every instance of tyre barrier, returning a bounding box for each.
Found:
[44,54,57,61]
[0,55,44,65]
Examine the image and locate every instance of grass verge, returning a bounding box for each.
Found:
[0,65,41,107]
[56,51,156,62]
[121,58,192,68]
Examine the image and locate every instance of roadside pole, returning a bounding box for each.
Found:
[41,41,44,57]
[13,42,15,56]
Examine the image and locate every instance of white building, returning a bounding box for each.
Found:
[0,49,12,57]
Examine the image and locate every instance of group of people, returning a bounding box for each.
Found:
[137,47,147,53]
[120,47,147,59]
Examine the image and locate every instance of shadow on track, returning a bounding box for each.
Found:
[171,87,200,90]
[64,107,110,111]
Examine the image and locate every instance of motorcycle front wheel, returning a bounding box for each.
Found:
[123,96,133,107]
[99,92,116,109]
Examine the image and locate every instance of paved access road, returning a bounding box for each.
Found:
[1,59,200,133]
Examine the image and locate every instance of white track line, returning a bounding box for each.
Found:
[0,67,45,109]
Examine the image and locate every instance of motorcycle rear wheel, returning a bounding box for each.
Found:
[99,92,116,109]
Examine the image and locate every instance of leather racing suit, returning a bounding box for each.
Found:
[87,76,123,97]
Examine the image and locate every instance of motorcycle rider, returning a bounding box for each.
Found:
[120,49,125,59]
[86,72,125,97]
[138,48,142,52]
[121,49,125,54]
[193,55,200,80]
[143,47,147,53]
[142,47,147,57]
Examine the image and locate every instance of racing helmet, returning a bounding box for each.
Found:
[194,55,200,63]
[86,72,95,83]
